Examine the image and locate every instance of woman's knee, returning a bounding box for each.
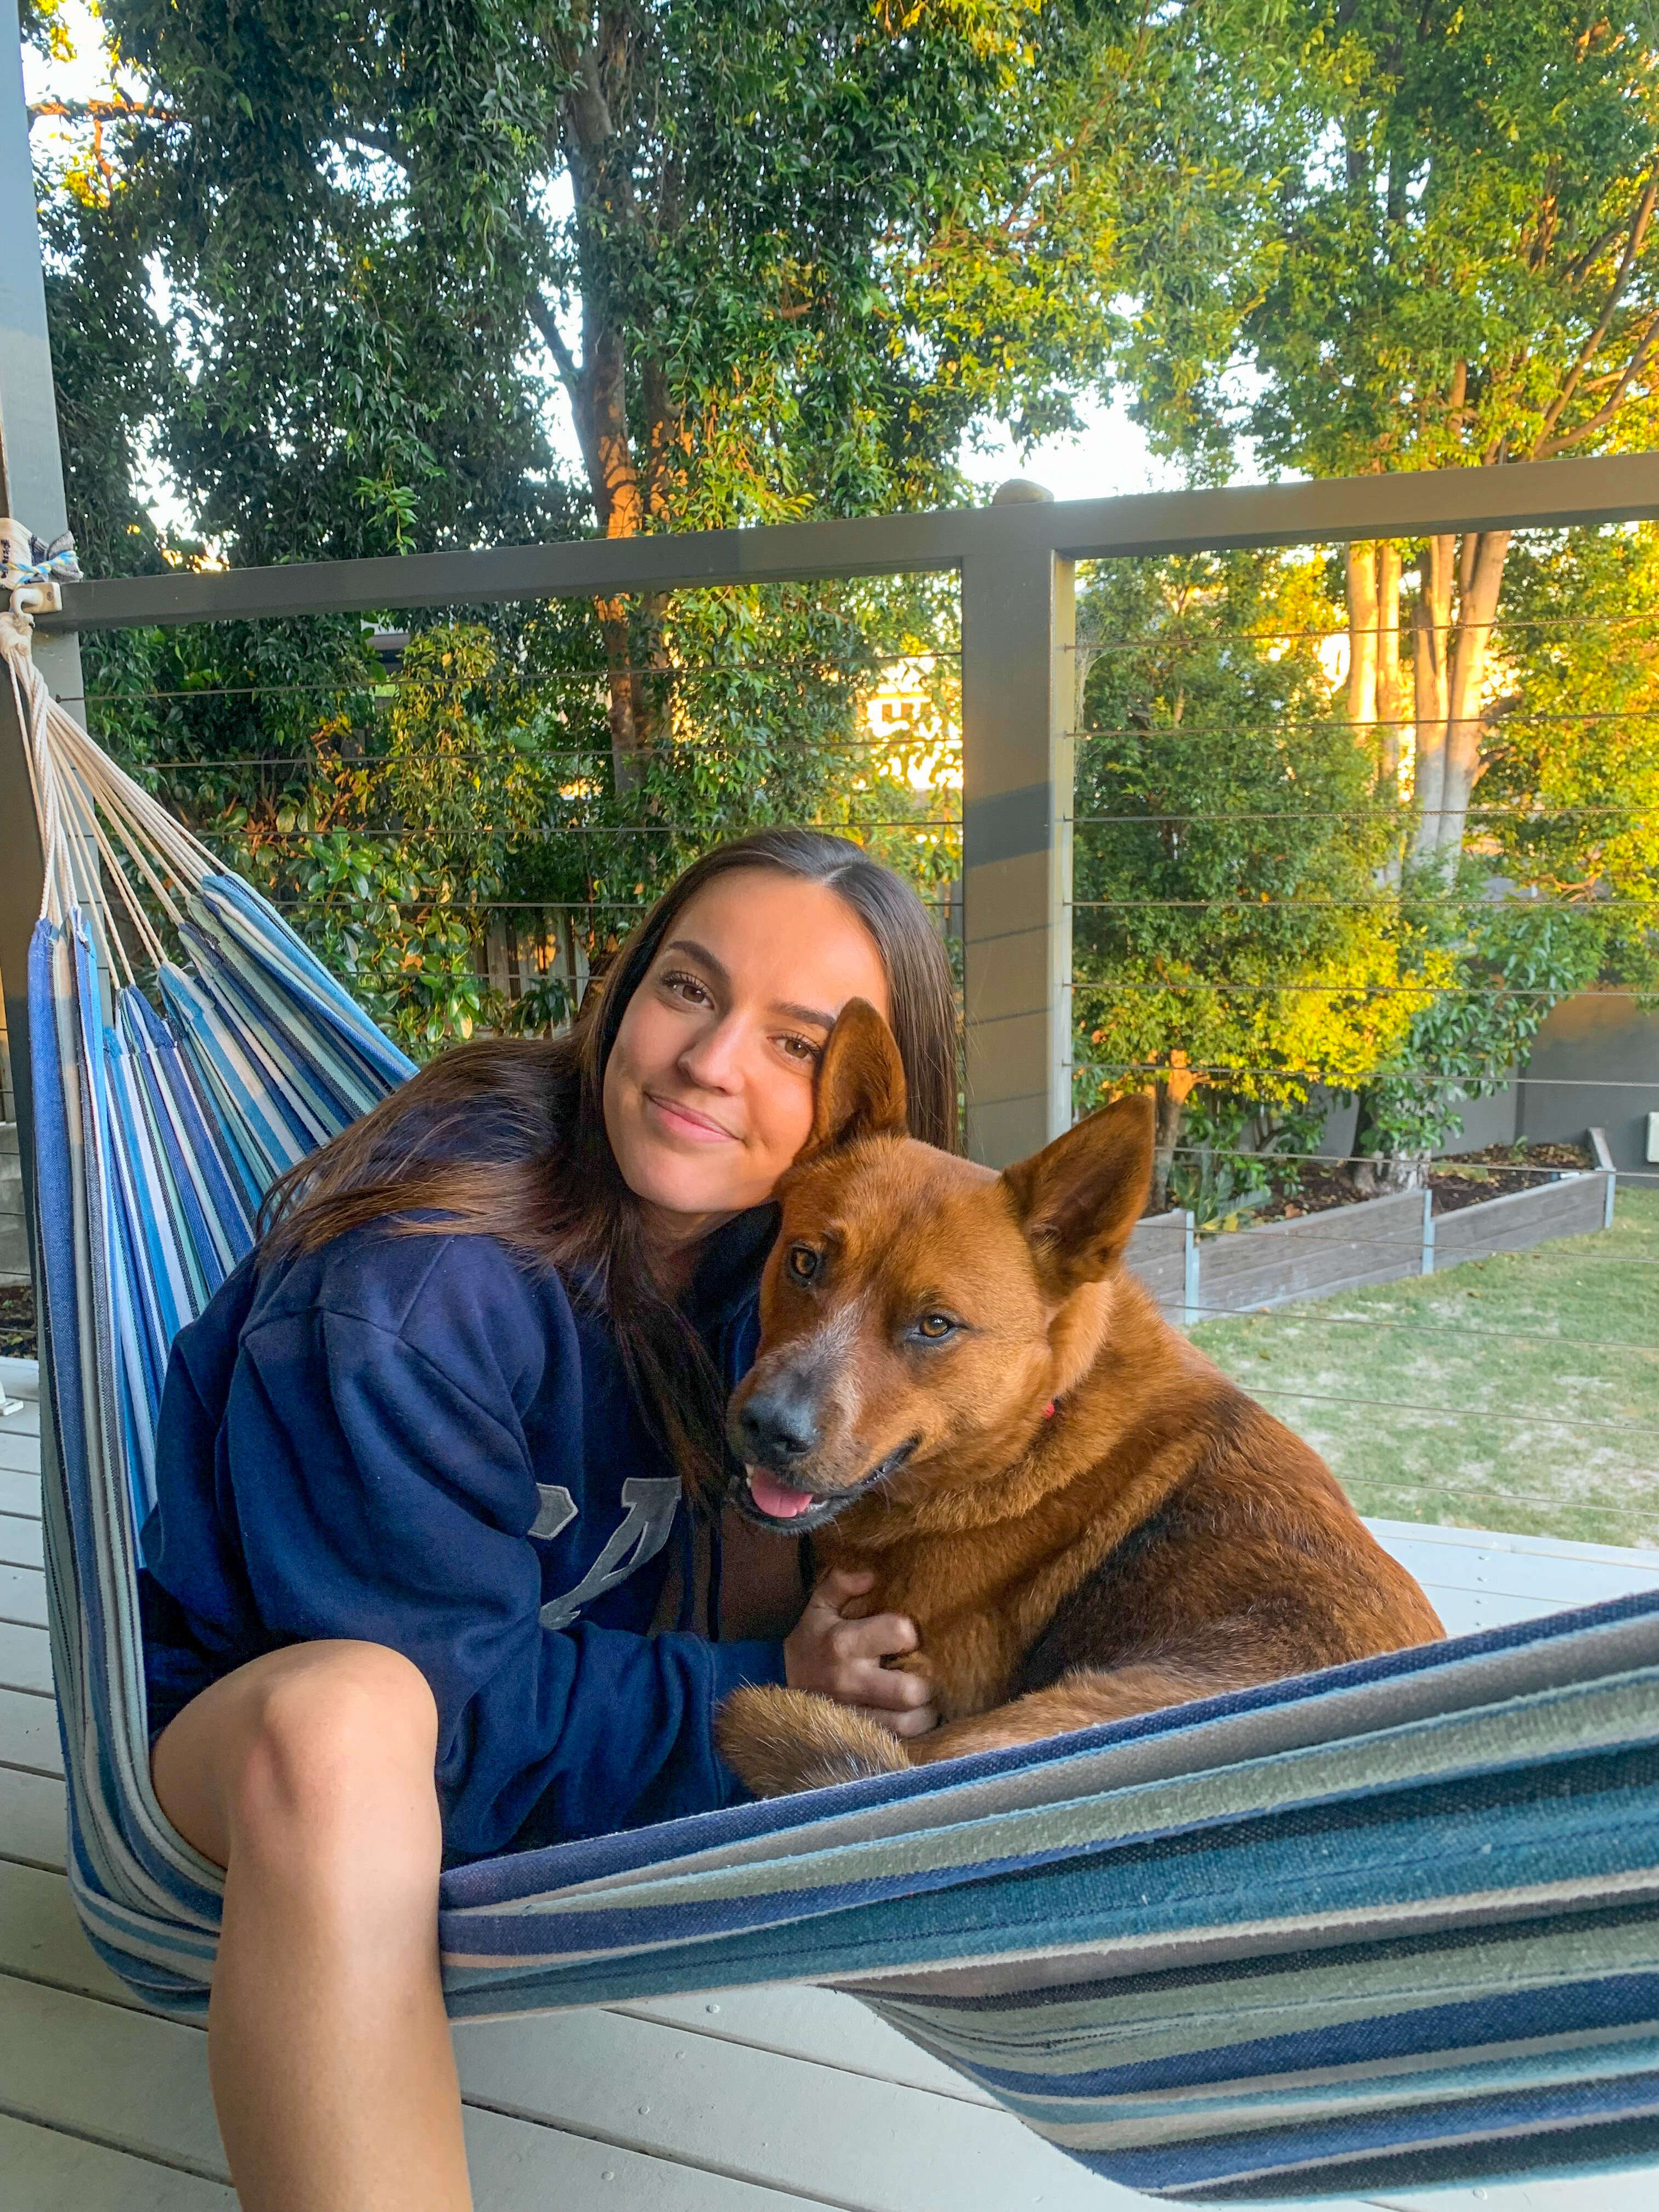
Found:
[232,1642,439,1844]
[158,1642,441,1877]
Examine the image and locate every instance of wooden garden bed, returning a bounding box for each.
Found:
[1126,1132,1618,1323]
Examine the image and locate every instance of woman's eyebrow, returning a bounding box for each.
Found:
[664,935,730,983]
[662,939,836,1032]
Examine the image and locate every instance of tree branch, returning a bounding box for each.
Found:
[1536,305,1659,456]
[340,127,411,173]
[1534,166,1659,447]
[529,291,583,404]
[30,95,178,127]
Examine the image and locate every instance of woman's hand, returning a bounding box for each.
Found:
[782,1567,938,1738]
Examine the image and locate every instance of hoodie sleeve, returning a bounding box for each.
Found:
[219,1252,783,1857]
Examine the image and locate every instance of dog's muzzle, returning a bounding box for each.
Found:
[730,1422,921,1532]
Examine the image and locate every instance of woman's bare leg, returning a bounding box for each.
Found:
[153,1640,472,2212]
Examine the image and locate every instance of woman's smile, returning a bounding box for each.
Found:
[643,1090,738,1143]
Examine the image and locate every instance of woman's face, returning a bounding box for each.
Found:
[603,868,891,1253]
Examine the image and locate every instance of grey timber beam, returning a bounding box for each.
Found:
[960,540,1075,1168]
[44,450,1659,634]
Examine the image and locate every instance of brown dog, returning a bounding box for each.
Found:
[717,1000,1443,1797]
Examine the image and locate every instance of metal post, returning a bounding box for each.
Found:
[0,0,86,1109]
[0,2,84,720]
[958,528,1075,1167]
[1182,1211,1200,1329]
[0,5,72,1522]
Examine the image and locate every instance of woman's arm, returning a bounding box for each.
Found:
[151,1239,785,1858]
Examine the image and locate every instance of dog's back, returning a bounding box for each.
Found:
[1010,1274,1442,1699]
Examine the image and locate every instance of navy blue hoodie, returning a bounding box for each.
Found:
[139,1205,786,1860]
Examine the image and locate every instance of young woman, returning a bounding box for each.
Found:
[140,828,959,2212]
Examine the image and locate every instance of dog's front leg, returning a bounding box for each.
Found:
[716,1685,911,1797]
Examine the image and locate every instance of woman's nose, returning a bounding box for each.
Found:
[676,1015,745,1091]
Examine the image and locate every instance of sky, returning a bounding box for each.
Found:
[956,394,1189,506]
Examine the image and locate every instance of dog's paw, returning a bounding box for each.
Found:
[716,1685,910,1798]
[888,1650,936,1692]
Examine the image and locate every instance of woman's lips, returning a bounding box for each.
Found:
[643,1091,736,1143]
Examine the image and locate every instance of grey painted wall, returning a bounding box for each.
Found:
[1312,990,1658,1181]
[1516,992,1658,1177]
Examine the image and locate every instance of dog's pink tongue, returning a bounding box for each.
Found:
[747,1466,816,1520]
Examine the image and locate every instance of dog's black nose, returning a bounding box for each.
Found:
[734,1387,819,1465]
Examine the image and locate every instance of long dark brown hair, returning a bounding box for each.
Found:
[259,830,960,1492]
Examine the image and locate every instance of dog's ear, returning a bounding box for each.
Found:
[796,998,909,1163]
[999,1094,1155,1297]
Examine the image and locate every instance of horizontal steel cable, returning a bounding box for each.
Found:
[1074,980,1635,999]
[1237,1383,1659,1439]
[1308,1479,1658,1520]
[1115,1222,1646,1265]
[1178,1305,1659,1354]
[1071,1060,1656,1088]
[1069,895,1654,911]
[67,654,963,702]
[1068,609,1659,648]
[221,818,961,842]
[1069,803,1651,823]
[125,744,960,771]
[254,894,951,911]
[1140,1142,1651,1176]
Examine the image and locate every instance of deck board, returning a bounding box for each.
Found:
[0,1617,51,1695]
[1,1676,61,1776]
[0,1468,42,1515]
[0,1559,47,1627]
[0,1427,43,1474]
[0,1767,69,1870]
[0,1511,42,1568]
[1368,1517,1659,1638]
[4,1362,1658,2209]
[0,1976,841,2211]
[615,1988,1000,2106]
[0,2111,236,2210]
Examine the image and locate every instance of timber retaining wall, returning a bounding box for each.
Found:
[1125,1141,1617,1325]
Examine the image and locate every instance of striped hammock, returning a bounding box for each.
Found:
[11,631,1659,2204]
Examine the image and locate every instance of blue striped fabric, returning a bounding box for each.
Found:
[15,647,1659,2200]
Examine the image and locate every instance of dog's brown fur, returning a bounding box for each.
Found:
[717,1000,1443,1797]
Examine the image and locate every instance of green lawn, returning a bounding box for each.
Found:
[1190,1187,1659,1550]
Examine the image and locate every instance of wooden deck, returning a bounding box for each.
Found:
[2,1352,1657,2211]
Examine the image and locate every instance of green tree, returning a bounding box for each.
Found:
[1484,523,1659,956]
[1122,1,1659,865]
[1072,550,1421,1206]
[38,0,1155,789]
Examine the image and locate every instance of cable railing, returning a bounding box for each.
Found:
[5,455,1653,1549]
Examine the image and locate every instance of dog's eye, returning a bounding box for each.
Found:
[786,1244,821,1285]
[914,1312,956,1341]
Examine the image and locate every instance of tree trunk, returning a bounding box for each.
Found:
[1345,541,1379,727]
[1437,528,1511,856]
[1348,1090,1425,1197]
[1409,534,1454,866]
[553,19,668,801]
[1149,1053,1199,1212]
[1375,540,1403,789]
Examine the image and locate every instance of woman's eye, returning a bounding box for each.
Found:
[915,1312,956,1340]
[786,1245,821,1285]
[661,969,711,1005]
[776,1032,821,1063]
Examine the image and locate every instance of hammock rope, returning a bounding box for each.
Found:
[8,615,1659,2203]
